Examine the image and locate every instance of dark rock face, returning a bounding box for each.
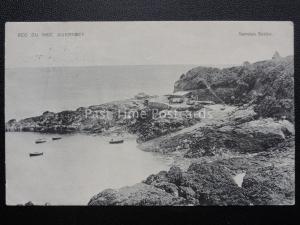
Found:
[153,182,179,197]
[167,166,183,185]
[183,163,251,205]
[185,121,291,157]
[88,183,187,206]
[154,116,294,158]
[6,99,198,139]
[5,119,18,131]
[144,170,169,185]
[174,55,294,120]
[5,100,145,134]
[131,108,199,143]
[178,186,198,204]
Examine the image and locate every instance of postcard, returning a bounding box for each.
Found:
[5,21,294,205]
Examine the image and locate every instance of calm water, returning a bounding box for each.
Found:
[5,65,194,120]
[6,132,173,205]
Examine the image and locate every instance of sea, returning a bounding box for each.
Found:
[5,65,195,120]
[5,65,194,205]
[6,132,174,205]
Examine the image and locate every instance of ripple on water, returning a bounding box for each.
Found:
[5,132,172,205]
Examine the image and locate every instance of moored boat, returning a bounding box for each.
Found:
[109,139,124,144]
[29,152,43,157]
[52,137,62,140]
[35,138,46,144]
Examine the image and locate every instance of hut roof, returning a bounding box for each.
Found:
[168,91,192,97]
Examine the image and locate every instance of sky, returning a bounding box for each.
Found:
[5,21,294,68]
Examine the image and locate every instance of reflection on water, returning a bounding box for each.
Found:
[6,132,172,205]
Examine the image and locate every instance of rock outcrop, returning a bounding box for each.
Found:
[89,140,294,205]
[6,98,199,139]
[88,183,187,206]
[139,104,294,158]
[174,54,294,121]
[184,118,294,157]
[88,100,295,205]
[5,100,147,134]
[272,51,281,60]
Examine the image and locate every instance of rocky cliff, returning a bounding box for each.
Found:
[87,54,296,206]
[89,103,295,205]
[5,98,199,139]
[174,54,294,121]
[5,100,145,133]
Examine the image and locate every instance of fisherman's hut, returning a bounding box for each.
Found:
[166,91,193,104]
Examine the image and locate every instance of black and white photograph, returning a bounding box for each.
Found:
[5,21,294,206]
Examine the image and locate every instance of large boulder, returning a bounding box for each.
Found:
[178,186,198,204]
[184,118,294,157]
[183,163,251,205]
[143,170,169,185]
[167,166,183,185]
[234,118,294,139]
[88,140,294,206]
[88,183,186,206]
[228,106,257,124]
[153,182,179,197]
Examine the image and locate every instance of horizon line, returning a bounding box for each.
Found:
[5,63,240,70]
[6,54,293,70]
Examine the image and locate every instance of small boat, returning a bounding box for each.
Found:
[35,138,46,144]
[109,139,124,144]
[29,152,43,157]
[52,137,62,140]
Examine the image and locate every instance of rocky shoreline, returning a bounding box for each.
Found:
[88,105,295,206]
[88,145,294,206]
[6,54,295,206]
[87,54,295,206]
